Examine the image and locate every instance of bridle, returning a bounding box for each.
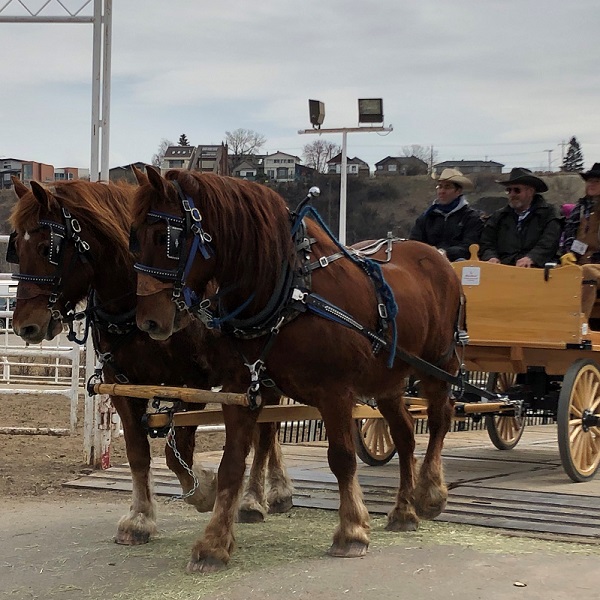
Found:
[6,207,91,323]
[132,180,214,313]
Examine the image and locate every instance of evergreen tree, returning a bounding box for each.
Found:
[178,133,190,146]
[562,136,584,172]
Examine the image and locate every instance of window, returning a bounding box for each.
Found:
[388,164,397,172]
[350,165,358,173]
[267,169,275,178]
[377,165,383,170]
[170,160,183,168]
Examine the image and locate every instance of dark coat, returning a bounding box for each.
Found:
[479,195,561,266]
[409,199,483,261]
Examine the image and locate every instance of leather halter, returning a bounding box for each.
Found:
[133,180,214,311]
[7,208,91,323]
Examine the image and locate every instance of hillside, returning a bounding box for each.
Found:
[0,172,586,251]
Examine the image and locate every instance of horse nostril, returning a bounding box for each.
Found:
[21,324,41,338]
[139,319,158,333]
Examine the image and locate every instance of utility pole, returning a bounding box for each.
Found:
[544,149,553,172]
[558,140,568,166]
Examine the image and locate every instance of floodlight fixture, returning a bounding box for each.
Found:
[358,98,384,124]
[309,99,325,128]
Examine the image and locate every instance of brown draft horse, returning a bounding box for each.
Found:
[8,176,293,547]
[132,166,464,572]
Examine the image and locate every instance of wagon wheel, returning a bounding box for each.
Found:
[485,372,525,450]
[353,418,396,466]
[557,359,600,482]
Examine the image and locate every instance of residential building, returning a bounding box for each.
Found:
[55,167,89,181]
[109,162,149,184]
[433,160,504,175]
[21,161,54,185]
[0,158,24,189]
[374,156,428,176]
[231,155,265,180]
[161,144,229,175]
[327,153,370,177]
[263,151,301,182]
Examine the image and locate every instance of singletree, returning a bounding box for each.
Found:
[562,136,584,172]
[225,128,266,156]
[401,144,438,172]
[152,138,174,168]
[302,140,341,173]
[178,133,190,146]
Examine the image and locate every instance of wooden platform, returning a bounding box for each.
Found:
[65,425,600,542]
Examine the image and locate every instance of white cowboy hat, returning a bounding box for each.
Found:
[434,168,473,191]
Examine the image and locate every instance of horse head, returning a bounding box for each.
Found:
[9,178,133,344]
[132,166,214,340]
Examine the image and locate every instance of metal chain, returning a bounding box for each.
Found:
[165,423,200,502]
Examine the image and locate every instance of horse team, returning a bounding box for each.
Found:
[8,166,463,573]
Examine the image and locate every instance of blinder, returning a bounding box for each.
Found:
[6,231,19,264]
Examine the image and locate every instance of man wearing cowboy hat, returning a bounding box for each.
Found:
[560,162,600,318]
[409,168,483,261]
[479,167,561,267]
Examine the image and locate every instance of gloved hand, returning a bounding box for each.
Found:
[560,252,578,266]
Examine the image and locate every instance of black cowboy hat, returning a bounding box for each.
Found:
[495,167,548,193]
[581,163,600,180]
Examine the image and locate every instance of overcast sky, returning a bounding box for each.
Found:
[2,0,599,173]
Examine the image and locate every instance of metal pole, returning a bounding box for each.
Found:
[339,130,348,244]
[90,0,102,182]
[100,0,112,181]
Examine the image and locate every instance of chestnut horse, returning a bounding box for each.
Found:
[8,176,293,547]
[132,166,464,572]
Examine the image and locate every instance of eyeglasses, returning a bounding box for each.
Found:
[436,184,456,190]
[505,187,524,194]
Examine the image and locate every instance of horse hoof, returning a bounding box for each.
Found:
[327,541,368,558]
[237,508,266,523]
[416,500,446,520]
[268,497,293,514]
[385,519,419,532]
[186,556,227,574]
[114,530,151,545]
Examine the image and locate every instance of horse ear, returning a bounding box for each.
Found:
[146,165,170,197]
[12,177,29,199]
[30,181,56,210]
[132,165,149,186]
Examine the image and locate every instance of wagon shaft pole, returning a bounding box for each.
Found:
[91,383,250,407]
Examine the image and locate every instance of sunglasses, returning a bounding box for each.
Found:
[505,187,524,194]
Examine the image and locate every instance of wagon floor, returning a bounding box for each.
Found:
[65,424,600,542]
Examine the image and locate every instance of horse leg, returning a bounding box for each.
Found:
[112,396,157,545]
[319,398,370,557]
[238,425,268,522]
[414,376,453,519]
[164,423,217,513]
[187,405,258,573]
[376,394,419,531]
[266,423,294,514]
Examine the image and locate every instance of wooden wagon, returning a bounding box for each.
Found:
[92,251,600,482]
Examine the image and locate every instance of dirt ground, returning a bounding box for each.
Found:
[2,394,600,600]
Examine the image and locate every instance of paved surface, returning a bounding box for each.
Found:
[66,424,600,541]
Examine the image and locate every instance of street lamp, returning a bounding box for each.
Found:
[298,99,393,245]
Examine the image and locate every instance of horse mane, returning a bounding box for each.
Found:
[135,170,295,299]
[10,180,135,268]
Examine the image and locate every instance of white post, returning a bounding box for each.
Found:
[339,131,348,244]
[100,0,112,182]
[90,0,101,182]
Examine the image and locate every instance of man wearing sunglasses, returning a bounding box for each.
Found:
[559,163,600,319]
[479,167,561,267]
[409,168,483,261]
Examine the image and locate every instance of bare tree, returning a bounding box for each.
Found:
[225,128,267,156]
[302,139,341,173]
[401,144,438,170]
[152,138,174,167]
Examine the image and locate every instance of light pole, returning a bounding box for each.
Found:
[299,99,393,245]
[544,149,554,172]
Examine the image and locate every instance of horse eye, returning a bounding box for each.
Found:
[153,230,167,246]
[38,242,50,258]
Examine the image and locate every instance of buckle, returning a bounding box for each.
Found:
[378,303,388,319]
[319,256,329,268]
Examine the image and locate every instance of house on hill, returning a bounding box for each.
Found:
[374,156,427,177]
[162,144,229,175]
[263,151,301,182]
[327,153,370,177]
[109,162,150,183]
[433,160,504,175]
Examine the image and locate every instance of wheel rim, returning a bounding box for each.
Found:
[565,364,600,477]
[357,419,395,460]
[490,373,524,445]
